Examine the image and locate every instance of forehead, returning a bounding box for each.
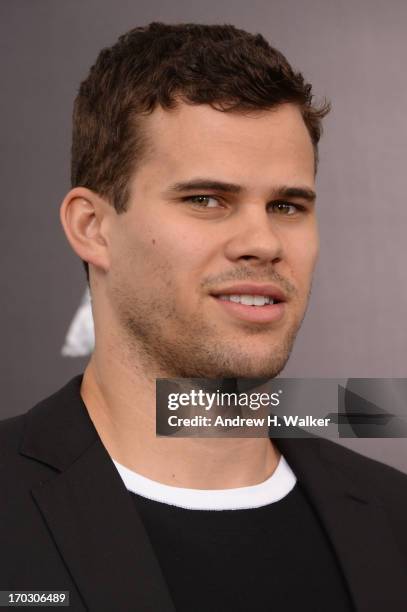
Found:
[136,102,315,190]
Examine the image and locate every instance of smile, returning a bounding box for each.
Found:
[211,294,286,324]
[209,283,288,324]
[218,294,276,306]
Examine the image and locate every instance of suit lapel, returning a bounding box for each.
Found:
[21,376,175,612]
[276,437,407,612]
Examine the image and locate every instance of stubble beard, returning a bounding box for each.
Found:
[112,282,306,380]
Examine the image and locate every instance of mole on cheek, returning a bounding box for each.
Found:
[152,239,156,245]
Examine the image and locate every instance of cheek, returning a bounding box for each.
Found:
[120,223,214,296]
[285,229,319,288]
[152,223,216,271]
[109,227,167,290]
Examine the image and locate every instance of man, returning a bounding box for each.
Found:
[0,22,406,612]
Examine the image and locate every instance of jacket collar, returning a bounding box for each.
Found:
[21,375,176,612]
[21,375,406,612]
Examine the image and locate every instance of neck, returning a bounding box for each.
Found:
[81,352,280,489]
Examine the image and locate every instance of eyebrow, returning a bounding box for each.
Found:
[164,178,316,202]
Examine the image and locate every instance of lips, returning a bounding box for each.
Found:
[210,283,287,303]
[209,284,287,324]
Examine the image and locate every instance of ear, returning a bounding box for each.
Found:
[59,187,112,273]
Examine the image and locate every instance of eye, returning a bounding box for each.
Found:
[270,201,303,215]
[183,195,222,209]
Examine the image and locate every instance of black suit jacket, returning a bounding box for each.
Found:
[0,375,406,611]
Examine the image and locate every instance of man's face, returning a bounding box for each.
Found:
[105,102,318,378]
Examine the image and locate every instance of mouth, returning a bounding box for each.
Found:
[209,284,287,324]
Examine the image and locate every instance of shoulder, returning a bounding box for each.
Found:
[0,379,80,485]
[0,412,48,504]
[0,413,26,462]
[0,375,93,491]
[317,436,407,508]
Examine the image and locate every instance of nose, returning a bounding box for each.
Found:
[223,205,284,265]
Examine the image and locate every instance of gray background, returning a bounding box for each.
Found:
[1,0,406,471]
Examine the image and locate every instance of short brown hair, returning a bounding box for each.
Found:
[71,22,330,278]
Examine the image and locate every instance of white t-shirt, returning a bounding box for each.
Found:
[113,454,296,511]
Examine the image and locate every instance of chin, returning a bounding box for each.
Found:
[200,351,291,379]
[227,361,288,379]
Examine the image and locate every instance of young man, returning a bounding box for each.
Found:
[1,22,406,612]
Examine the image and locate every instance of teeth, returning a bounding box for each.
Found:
[254,295,266,306]
[218,294,275,306]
